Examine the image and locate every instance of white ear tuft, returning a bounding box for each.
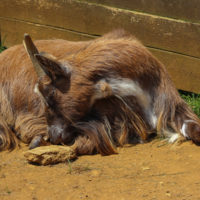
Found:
[34,83,48,106]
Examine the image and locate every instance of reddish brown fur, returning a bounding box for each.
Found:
[0,39,89,150]
[0,29,200,155]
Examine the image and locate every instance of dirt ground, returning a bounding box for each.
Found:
[0,139,200,200]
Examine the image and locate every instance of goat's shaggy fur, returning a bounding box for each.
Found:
[0,29,200,155]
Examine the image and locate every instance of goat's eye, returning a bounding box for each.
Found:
[44,85,56,99]
[48,90,56,102]
[51,88,56,96]
[45,89,57,107]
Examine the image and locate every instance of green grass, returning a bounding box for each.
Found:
[4,180,11,195]
[0,46,6,53]
[4,185,11,195]
[0,35,7,53]
[83,164,91,171]
[179,89,200,118]
[67,159,72,174]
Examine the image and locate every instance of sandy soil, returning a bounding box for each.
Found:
[1,140,200,200]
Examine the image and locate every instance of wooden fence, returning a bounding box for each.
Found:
[0,0,200,93]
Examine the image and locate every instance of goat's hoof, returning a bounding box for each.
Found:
[29,135,52,150]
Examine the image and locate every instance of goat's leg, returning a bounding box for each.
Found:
[0,115,19,151]
[70,135,97,155]
[29,135,52,149]
[14,114,50,149]
[63,119,118,155]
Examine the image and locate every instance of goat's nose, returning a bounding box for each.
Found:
[49,130,62,145]
[61,130,74,145]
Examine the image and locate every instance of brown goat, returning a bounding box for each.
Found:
[0,29,200,155]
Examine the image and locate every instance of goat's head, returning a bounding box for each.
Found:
[23,34,114,146]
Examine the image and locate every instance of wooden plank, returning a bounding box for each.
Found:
[0,17,96,47]
[0,0,200,58]
[79,0,200,24]
[148,48,200,94]
[1,18,200,94]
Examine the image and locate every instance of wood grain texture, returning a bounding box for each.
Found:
[0,17,96,47]
[79,0,200,23]
[1,0,200,58]
[149,48,200,94]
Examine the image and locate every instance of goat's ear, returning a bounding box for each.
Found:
[34,53,71,93]
[34,52,71,77]
[23,34,52,79]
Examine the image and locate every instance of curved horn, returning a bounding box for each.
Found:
[23,34,52,79]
